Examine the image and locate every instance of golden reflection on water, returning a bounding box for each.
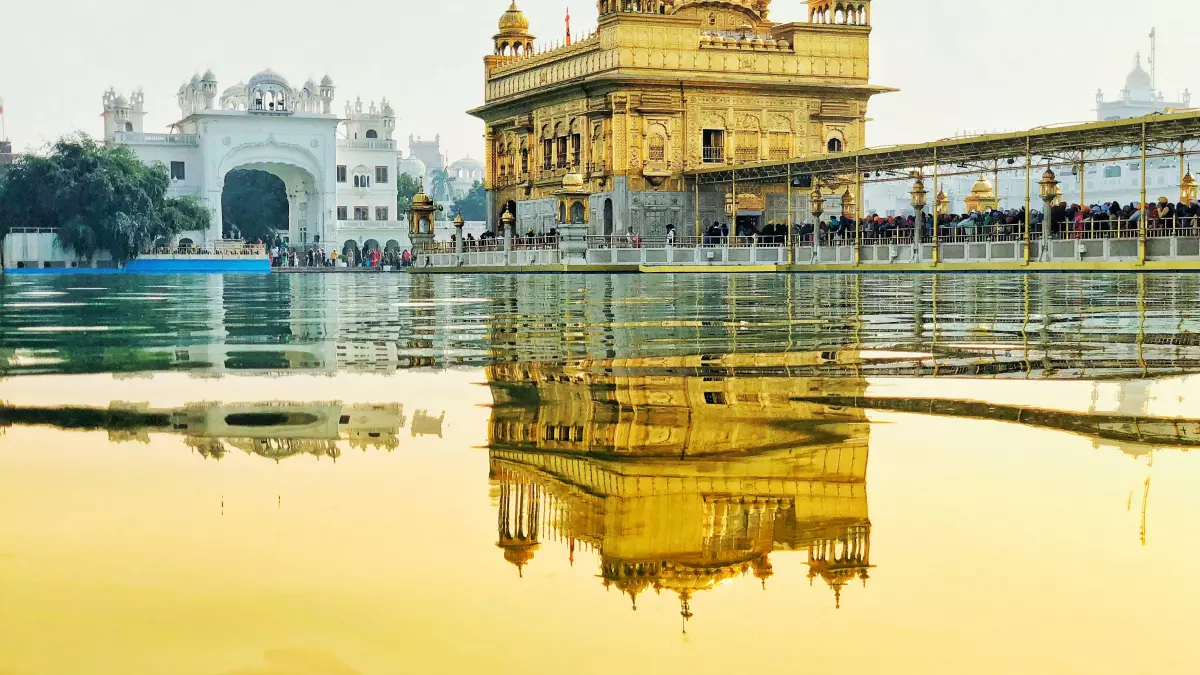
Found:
[2,358,1200,674]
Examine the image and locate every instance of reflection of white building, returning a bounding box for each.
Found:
[104,70,411,253]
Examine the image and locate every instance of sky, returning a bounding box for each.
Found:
[0,0,1193,160]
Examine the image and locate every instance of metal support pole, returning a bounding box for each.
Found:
[786,164,794,265]
[1140,122,1148,264]
[854,155,861,266]
[731,172,737,246]
[1024,138,1032,265]
[694,176,701,239]
[932,148,940,266]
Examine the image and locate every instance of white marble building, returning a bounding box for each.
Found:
[105,70,411,254]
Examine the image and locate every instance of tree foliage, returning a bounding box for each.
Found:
[452,181,487,221]
[0,134,209,263]
[221,169,288,242]
[429,168,452,202]
[396,172,420,217]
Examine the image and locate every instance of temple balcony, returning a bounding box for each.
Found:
[113,132,199,147]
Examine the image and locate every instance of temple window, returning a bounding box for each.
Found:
[336,165,347,183]
[543,139,553,171]
[365,129,378,139]
[769,132,791,160]
[556,137,568,169]
[169,161,185,180]
[648,135,666,162]
[702,129,724,163]
[375,166,389,183]
[735,131,760,162]
[375,206,389,221]
[354,206,369,221]
[337,206,348,220]
[827,137,844,153]
[571,133,581,166]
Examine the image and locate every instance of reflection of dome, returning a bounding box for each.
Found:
[249,68,291,91]
[498,1,530,33]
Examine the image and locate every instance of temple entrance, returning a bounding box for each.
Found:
[603,198,613,235]
[221,169,288,243]
[736,213,762,236]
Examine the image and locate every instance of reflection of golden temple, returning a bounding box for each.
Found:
[486,355,873,619]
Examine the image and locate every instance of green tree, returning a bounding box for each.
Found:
[452,181,487,221]
[429,168,452,202]
[220,169,288,242]
[0,134,205,263]
[396,172,420,217]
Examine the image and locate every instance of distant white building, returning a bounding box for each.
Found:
[862,44,1196,219]
[104,70,412,255]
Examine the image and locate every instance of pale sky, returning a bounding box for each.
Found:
[0,0,1192,160]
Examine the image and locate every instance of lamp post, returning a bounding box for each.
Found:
[810,185,825,258]
[1181,168,1197,203]
[910,174,927,260]
[1038,165,1059,262]
[454,213,465,257]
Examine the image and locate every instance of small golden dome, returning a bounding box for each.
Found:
[970,175,995,197]
[562,172,585,189]
[1041,167,1057,182]
[498,1,530,34]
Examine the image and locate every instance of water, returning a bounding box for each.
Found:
[2,273,1199,674]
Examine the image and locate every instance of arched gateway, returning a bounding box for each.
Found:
[104,69,340,246]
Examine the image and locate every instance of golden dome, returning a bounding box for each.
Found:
[498,2,530,34]
[562,172,585,190]
[412,190,433,206]
[970,175,995,198]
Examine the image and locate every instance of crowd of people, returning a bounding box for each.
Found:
[261,239,414,269]
[685,195,1200,246]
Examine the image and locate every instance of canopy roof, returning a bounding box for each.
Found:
[690,110,1200,185]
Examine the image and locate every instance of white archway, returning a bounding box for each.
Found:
[215,140,330,245]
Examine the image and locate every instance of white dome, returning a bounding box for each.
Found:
[449,156,483,170]
[1126,56,1152,91]
[250,68,291,91]
[201,69,216,82]
[221,82,247,98]
[304,78,317,92]
[113,94,130,108]
[320,74,334,87]
[397,154,427,178]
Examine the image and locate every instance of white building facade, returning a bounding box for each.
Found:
[105,70,412,254]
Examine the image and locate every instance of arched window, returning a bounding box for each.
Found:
[827,138,844,153]
[648,135,666,162]
[124,121,133,132]
[365,129,378,139]
[353,175,360,187]
[559,201,567,223]
[571,201,585,223]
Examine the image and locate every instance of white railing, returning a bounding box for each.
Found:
[113,132,200,146]
[336,139,398,151]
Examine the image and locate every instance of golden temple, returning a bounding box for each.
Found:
[471,0,889,235]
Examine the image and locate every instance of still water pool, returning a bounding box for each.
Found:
[1,273,1199,674]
